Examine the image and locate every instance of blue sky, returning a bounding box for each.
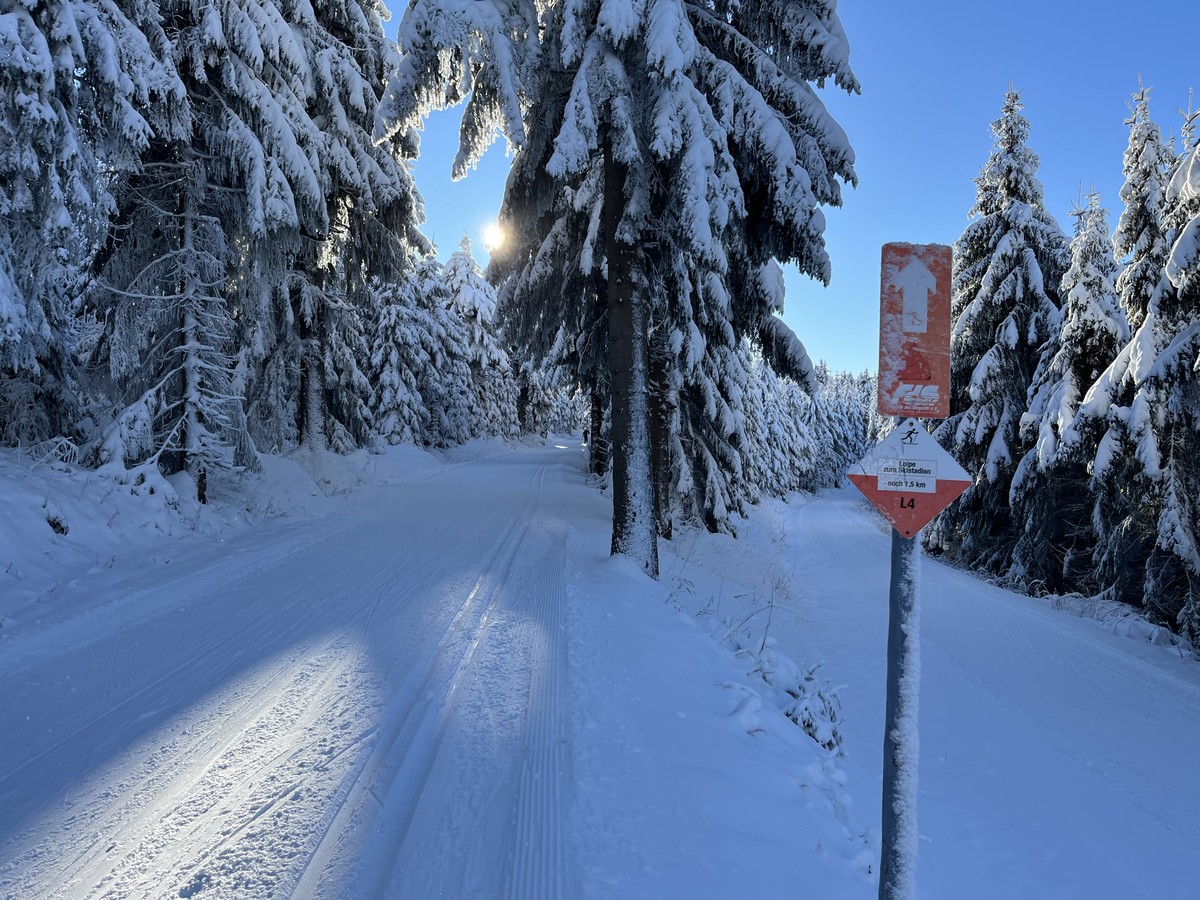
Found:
[403,1,1197,374]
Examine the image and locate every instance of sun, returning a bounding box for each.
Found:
[483,222,505,252]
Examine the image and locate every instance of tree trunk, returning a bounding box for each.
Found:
[604,136,658,577]
[517,377,531,434]
[300,341,325,452]
[589,385,608,477]
[298,260,327,452]
[180,188,201,479]
[648,331,673,540]
[588,279,610,477]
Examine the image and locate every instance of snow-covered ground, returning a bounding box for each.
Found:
[2,439,1198,899]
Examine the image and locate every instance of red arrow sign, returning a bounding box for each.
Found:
[878,243,952,418]
[848,419,971,538]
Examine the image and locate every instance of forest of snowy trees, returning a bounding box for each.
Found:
[386,0,866,575]
[0,0,871,563]
[927,86,1200,643]
[4,0,1200,639]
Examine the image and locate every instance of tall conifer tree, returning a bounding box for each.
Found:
[1113,83,1170,333]
[288,0,428,453]
[927,89,1069,573]
[0,0,180,444]
[89,0,329,476]
[444,237,519,438]
[1075,105,1200,625]
[1137,124,1200,636]
[1010,193,1128,594]
[385,0,857,571]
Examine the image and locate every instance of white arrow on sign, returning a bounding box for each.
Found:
[895,257,936,333]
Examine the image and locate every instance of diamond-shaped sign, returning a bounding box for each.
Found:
[848,418,972,538]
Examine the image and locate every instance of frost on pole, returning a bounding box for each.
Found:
[878,243,952,419]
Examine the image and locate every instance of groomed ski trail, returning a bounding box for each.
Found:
[0,446,581,899]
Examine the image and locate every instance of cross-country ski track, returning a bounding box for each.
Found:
[1,451,579,898]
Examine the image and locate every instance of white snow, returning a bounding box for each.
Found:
[2,440,1199,898]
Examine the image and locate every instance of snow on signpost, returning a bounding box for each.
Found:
[852,242,963,900]
[847,418,971,538]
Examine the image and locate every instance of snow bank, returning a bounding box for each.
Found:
[0,442,442,628]
[563,537,874,897]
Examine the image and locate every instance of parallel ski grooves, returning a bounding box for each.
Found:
[296,464,551,898]
[506,535,577,900]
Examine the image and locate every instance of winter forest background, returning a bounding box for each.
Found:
[2,0,1200,640]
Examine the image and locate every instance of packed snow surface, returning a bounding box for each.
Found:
[2,439,1198,898]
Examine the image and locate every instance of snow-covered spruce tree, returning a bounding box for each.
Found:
[368,275,430,446]
[233,236,299,455]
[489,21,799,535]
[598,2,854,541]
[1113,83,1171,334]
[551,0,854,543]
[444,237,519,438]
[1135,126,1200,637]
[88,155,259,484]
[925,89,1070,575]
[491,133,612,466]
[419,256,475,447]
[795,364,869,491]
[87,0,342,481]
[1009,193,1128,595]
[1070,343,1159,610]
[321,288,380,455]
[668,330,751,534]
[820,366,871,481]
[480,21,613,469]
[387,0,857,572]
[410,255,476,447]
[368,256,479,448]
[512,344,579,437]
[650,264,818,536]
[0,0,180,445]
[258,0,427,454]
[837,369,873,467]
[740,346,816,499]
[1073,107,1200,622]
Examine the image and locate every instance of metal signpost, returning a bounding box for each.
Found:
[849,244,966,900]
